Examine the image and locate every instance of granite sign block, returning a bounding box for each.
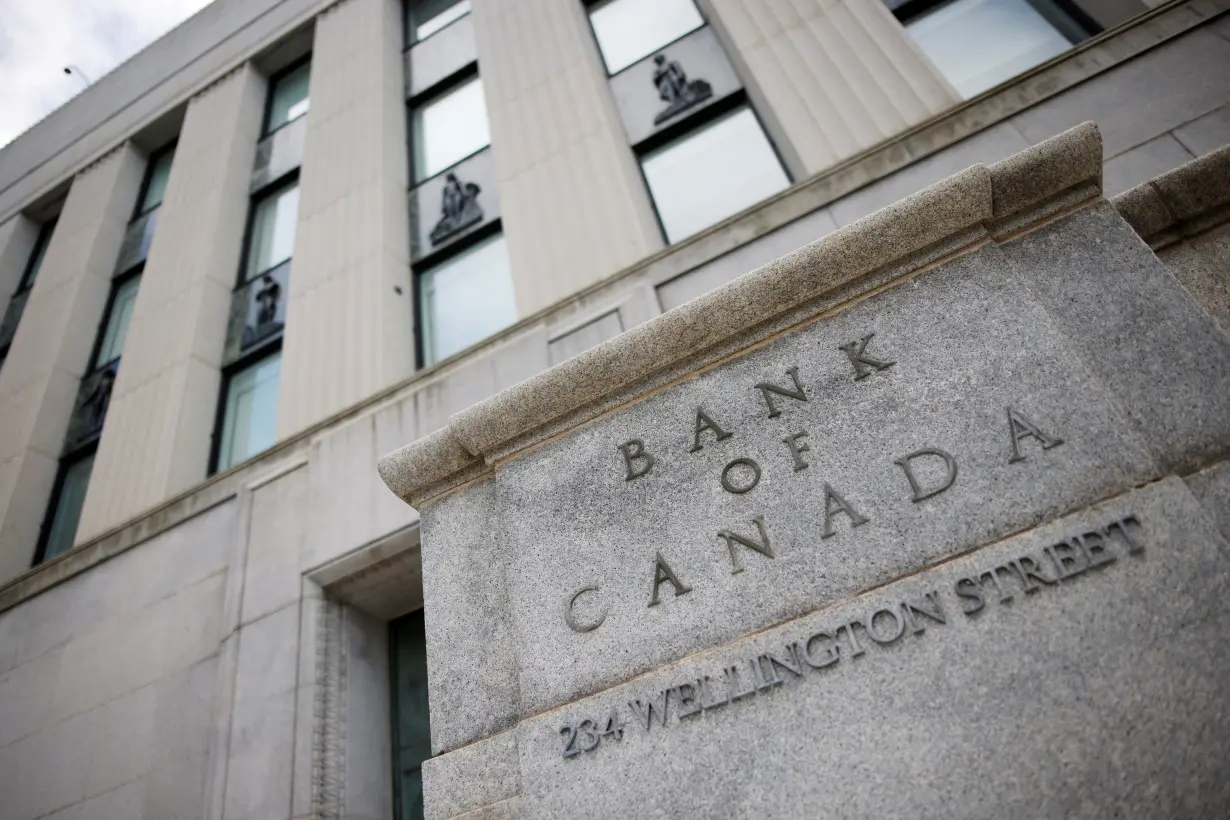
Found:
[380,126,1230,817]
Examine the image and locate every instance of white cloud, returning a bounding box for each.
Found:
[0,0,214,147]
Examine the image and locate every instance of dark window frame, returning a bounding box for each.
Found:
[412,217,504,370]
[404,0,473,49]
[892,0,1099,45]
[406,63,486,185]
[261,55,314,138]
[584,0,708,78]
[209,340,284,476]
[131,141,179,220]
[389,609,432,820]
[16,218,58,295]
[633,93,793,245]
[87,265,144,375]
[32,442,97,567]
[237,170,301,288]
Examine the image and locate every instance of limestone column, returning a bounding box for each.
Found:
[471,0,665,317]
[277,0,415,437]
[77,65,266,541]
[701,0,960,175]
[0,215,38,306]
[0,145,144,580]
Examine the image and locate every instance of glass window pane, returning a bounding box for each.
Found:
[906,0,1071,99]
[43,453,95,562]
[245,183,300,281]
[139,148,175,214]
[409,0,471,42]
[641,107,789,243]
[22,220,55,289]
[218,353,281,471]
[391,612,431,820]
[267,62,312,132]
[590,0,704,74]
[412,77,490,182]
[419,233,516,364]
[95,275,141,367]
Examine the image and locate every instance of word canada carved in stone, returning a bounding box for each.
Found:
[564,333,1066,630]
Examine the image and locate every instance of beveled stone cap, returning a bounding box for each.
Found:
[1112,143,1230,247]
[379,122,1104,506]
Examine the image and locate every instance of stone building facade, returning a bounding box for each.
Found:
[0,0,1227,818]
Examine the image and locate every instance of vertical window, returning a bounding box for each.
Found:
[20,218,56,291]
[411,76,491,183]
[136,144,176,216]
[406,0,471,44]
[898,0,1091,98]
[217,352,282,472]
[589,0,704,73]
[641,107,790,242]
[419,232,517,364]
[265,60,312,134]
[586,0,791,244]
[390,611,432,820]
[39,453,95,563]
[244,181,300,281]
[94,274,141,367]
[0,218,57,371]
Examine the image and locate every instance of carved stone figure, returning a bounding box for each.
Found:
[256,274,281,328]
[430,172,484,245]
[652,53,712,125]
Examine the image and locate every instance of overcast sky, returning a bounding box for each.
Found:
[0,0,214,148]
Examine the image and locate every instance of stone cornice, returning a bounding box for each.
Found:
[378,124,1104,507]
[1111,145,1230,249]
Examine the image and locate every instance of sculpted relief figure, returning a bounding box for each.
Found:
[652,53,713,125]
[431,172,484,245]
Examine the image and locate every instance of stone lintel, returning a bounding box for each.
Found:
[377,123,1104,507]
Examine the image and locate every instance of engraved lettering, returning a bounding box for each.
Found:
[820,483,870,539]
[628,691,669,730]
[836,622,866,658]
[1045,539,1089,580]
[954,577,986,615]
[720,457,761,494]
[839,332,895,380]
[765,646,802,679]
[1006,407,1064,463]
[717,515,774,574]
[1106,516,1145,554]
[782,430,811,472]
[698,675,729,710]
[727,662,756,700]
[560,724,579,757]
[753,656,779,690]
[690,409,733,453]
[979,566,1016,602]
[564,585,607,633]
[755,366,808,418]
[674,682,703,719]
[865,607,906,644]
[1074,530,1116,568]
[1010,554,1057,593]
[618,439,655,481]
[801,632,840,668]
[894,448,958,502]
[900,591,946,634]
[648,552,692,607]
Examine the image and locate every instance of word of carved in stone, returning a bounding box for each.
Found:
[558,514,1144,759]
